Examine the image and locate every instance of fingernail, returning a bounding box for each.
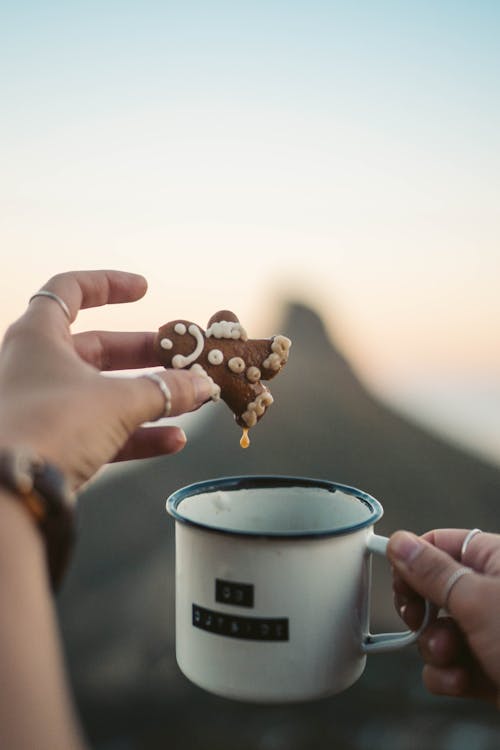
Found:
[391,531,423,566]
[192,375,217,405]
[173,428,187,453]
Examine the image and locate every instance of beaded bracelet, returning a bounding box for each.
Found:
[0,448,75,590]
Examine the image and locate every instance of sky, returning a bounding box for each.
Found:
[1,1,500,464]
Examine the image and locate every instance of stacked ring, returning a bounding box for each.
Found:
[443,566,473,610]
[143,372,172,419]
[461,528,482,561]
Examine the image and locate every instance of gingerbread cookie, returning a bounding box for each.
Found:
[154,311,291,447]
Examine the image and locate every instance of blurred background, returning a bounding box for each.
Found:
[1,1,500,748]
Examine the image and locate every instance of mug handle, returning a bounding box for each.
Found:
[362,533,434,654]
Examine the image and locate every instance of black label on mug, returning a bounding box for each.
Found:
[193,604,289,641]
[215,578,254,608]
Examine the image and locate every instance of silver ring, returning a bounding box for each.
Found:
[143,372,172,419]
[443,566,473,610]
[461,528,482,561]
[29,291,71,321]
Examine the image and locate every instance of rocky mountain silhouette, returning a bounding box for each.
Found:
[58,301,500,750]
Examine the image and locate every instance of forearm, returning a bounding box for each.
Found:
[0,489,86,750]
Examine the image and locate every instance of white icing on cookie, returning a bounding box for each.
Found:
[228,356,245,374]
[262,353,281,371]
[246,366,261,383]
[272,334,292,359]
[172,324,205,368]
[206,320,248,341]
[160,338,173,350]
[190,363,221,401]
[174,323,187,335]
[263,335,292,371]
[208,349,224,365]
[241,392,274,427]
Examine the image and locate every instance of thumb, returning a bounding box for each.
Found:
[388,531,482,616]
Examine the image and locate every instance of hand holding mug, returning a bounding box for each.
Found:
[388,528,500,707]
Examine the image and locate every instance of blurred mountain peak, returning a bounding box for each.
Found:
[279,298,356,379]
[281,300,330,342]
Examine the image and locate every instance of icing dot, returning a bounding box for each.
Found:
[263,352,281,371]
[190,363,221,400]
[208,349,224,365]
[174,323,187,335]
[228,357,245,374]
[160,338,173,350]
[242,410,257,427]
[246,366,261,383]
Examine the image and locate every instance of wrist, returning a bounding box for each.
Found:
[0,485,46,578]
[0,447,76,589]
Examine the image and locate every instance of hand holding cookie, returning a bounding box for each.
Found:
[154,311,291,447]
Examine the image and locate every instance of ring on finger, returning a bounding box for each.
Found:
[29,290,72,321]
[443,566,473,610]
[143,372,172,419]
[461,528,482,561]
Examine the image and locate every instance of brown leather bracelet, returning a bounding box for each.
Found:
[0,448,75,590]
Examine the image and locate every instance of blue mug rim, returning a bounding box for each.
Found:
[166,475,383,540]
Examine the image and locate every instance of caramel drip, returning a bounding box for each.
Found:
[240,427,250,449]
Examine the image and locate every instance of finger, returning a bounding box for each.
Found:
[393,567,427,629]
[422,664,472,699]
[420,529,472,560]
[398,598,427,631]
[387,531,484,616]
[28,270,148,324]
[113,426,187,461]
[418,617,467,668]
[393,568,422,603]
[392,530,472,607]
[73,331,157,370]
[109,368,215,427]
[459,533,500,576]
[422,663,497,703]
[392,530,500,630]
[420,529,500,575]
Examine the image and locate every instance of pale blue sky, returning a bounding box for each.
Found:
[1,1,500,461]
[2,2,500,154]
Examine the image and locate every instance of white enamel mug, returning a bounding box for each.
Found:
[166,475,431,704]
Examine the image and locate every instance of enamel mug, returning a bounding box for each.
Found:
[166,475,431,703]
